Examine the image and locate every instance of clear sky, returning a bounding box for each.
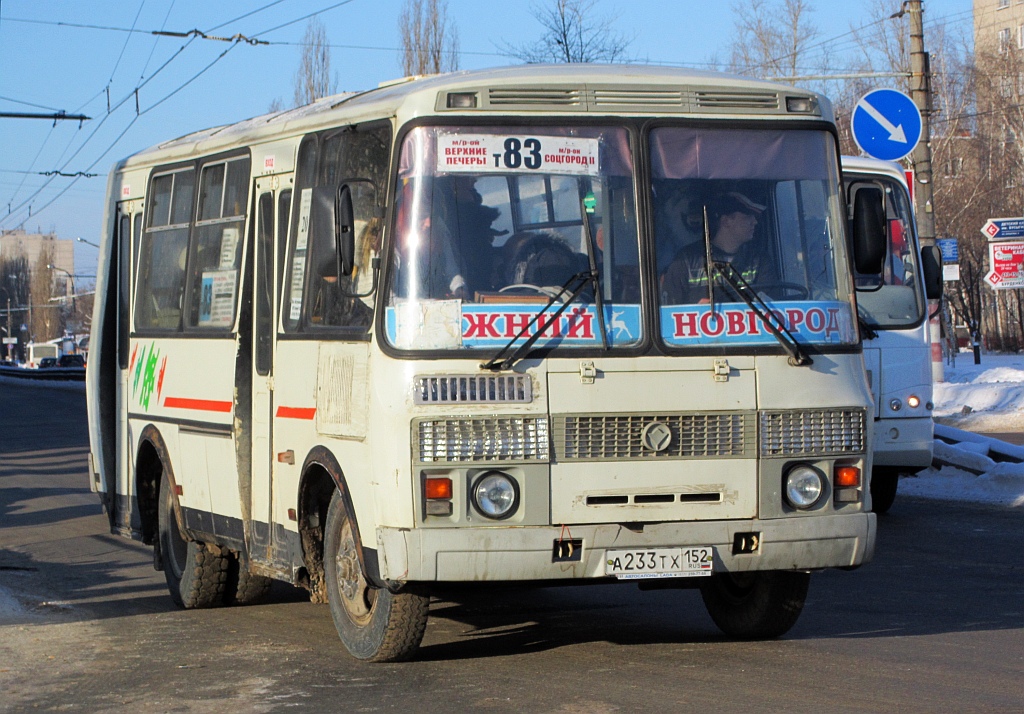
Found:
[0,0,972,280]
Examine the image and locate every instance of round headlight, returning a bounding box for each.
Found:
[784,465,824,509]
[889,398,903,412]
[907,395,920,408]
[471,471,519,519]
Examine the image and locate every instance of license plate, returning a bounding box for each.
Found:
[605,547,714,579]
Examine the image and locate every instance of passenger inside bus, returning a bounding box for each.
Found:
[661,189,777,304]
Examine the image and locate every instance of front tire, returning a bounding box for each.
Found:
[699,570,810,639]
[870,467,900,514]
[324,490,428,662]
[158,477,228,609]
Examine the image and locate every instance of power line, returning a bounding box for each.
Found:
[0,170,99,177]
[0,95,65,112]
[251,0,359,38]
[108,1,147,86]
[1,16,267,44]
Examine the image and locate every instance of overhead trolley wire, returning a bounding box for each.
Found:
[4,0,448,229]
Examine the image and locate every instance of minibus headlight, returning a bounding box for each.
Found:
[471,471,519,519]
[907,395,921,409]
[784,465,824,509]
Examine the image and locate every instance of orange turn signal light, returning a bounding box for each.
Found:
[835,466,861,488]
[425,477,453,500]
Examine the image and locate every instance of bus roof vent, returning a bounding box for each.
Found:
[414,374,533,405]
[590,88,686,109]
[487,87,584,108]
[692,90,780,111]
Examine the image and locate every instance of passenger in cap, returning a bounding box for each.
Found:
[661,190,775,304]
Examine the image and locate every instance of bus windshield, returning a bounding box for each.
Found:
[652,127,856,348]
[385,125,640,352]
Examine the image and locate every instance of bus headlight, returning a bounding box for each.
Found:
[784,464,824,509]
[471,471,519,519]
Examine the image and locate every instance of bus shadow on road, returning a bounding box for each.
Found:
[416,583,721,660]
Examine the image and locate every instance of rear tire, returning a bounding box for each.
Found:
[324,490,428,662]
[224,553,273,606]
[870,467,900,514]
[157,478,228,609]
[699,570,810,639]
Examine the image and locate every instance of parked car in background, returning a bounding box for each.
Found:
[38,357,58,369]
[57,354,86,368]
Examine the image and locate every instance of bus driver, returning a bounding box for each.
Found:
[661,190,773,304]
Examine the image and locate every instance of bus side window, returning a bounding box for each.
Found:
[136,168,195,331]
[186,157,250,329]
[302,124,390,333]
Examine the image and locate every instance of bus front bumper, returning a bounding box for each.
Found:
[376,512,876,582]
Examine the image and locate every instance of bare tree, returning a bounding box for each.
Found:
[500,0,631,64]
[293,17,337,107]
[399,0,460,76]
[729,0,828,82]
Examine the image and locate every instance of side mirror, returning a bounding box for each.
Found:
[851,186,886,275]
[310,184,339,264]
[921,244,943,300]
[337,184,356,277]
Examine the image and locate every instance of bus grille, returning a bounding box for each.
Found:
[414,375,532,404]
[555,412,754,461]
[488,88,584,106]
[759,409,865,456]
[693,90,779,109]
[417,417,549,463]
[591,88,685,107]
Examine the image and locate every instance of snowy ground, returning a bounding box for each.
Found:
[910,352,1024,508]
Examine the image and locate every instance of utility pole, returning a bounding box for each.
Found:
[908,0,935,247]
[907,0,944,380]
[0,111,91,122]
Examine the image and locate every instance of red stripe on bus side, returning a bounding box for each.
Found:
[276,406,316,420]
[163,397,233,413]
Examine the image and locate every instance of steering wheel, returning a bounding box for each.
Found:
[754,282,809,300]
[499,283,565,300]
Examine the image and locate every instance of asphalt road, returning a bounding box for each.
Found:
[1,380,1022,713]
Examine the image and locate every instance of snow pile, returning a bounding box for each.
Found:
[908,354,1024,507]
[903,424,1024,507]
[933,355,1024,430]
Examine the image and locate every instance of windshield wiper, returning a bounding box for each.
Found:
[857,308,878,340]
[480,194,609,373]
[713,262,813,367]
[479,270,597,372]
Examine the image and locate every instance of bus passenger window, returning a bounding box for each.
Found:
[136,168,195,331]
[187,157,250,329]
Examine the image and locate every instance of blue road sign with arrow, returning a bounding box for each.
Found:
[851,89,922,162]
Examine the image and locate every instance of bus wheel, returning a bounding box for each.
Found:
[224,553,273,606]
[324,490,428,662]
[699,570,809,639]
[157,477,228,609]
[870,467,900,515]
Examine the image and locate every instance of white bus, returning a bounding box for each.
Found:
[27,342,59,368]
[841,157,942,513]
[87,65,886,662]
